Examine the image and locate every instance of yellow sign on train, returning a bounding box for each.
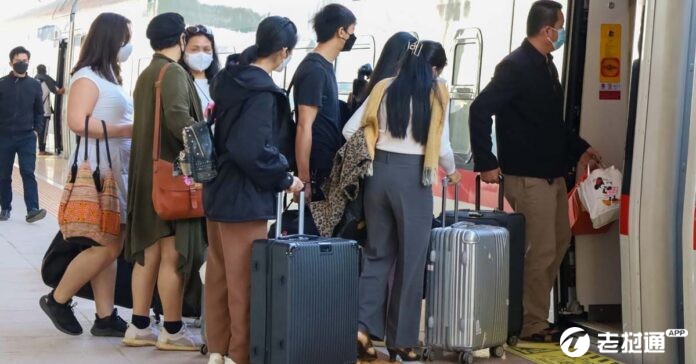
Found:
[600,24,622,84]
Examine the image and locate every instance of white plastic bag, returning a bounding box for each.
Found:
[578,166,622,229]
[199,261,207,285]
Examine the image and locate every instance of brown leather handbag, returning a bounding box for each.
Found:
[151,63,204,220]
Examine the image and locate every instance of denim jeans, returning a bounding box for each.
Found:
[0,131,39,212]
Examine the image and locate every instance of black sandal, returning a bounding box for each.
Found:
[357,330,378,361]
[387,347,421,362]
[521,328,562,343]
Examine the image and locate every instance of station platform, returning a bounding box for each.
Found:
[0,156,616,364]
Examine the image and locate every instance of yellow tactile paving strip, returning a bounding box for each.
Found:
[506,342,622,364]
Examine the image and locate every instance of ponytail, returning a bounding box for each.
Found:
[238,45,259,65]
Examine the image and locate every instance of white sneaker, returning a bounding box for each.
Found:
[208,353,224,364]
[156,324,201,351]
[122,320,160,347]
[224,357,236,364]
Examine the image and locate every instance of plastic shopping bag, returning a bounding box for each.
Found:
[568,170,613,235]
[578,166,622,229]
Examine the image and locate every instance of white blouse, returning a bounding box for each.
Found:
[70,67,134,222]
[342,92,456,175]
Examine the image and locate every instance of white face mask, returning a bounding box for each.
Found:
[185,52,214,72]
[274,54,292,73]
[117,43,133,63]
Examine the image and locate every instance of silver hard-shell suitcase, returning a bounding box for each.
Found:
[424,180,509,364]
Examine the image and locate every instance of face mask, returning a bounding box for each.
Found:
[341,33,357,52]
[185,52,214,72]
[12,61,28,75]
[274,54,292,73]
[548,27,566,51]
[117,43,133,63]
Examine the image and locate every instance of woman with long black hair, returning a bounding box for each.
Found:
[344,40,460,362]
[180,24,220,116]
[202,16,303,364]
[349,31,417,112]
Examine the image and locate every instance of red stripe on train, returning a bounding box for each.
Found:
[620,194,629,236]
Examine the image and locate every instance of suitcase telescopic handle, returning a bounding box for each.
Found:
[275,187,306,238]
[441,177,460,227]
[475,174,505,211]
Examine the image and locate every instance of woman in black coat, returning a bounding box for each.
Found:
[202,16,303,364]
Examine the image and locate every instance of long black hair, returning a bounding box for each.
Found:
[71,12,131,85]
[359,32,417,104]
[180,24,221,81]
[239,16,298,65]
[385,40,447,145]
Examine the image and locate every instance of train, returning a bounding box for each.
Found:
[2,0,694,362]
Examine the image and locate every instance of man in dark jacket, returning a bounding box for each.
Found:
[0,46,47,223]
[469,1,601,341]
[35,64,64,155]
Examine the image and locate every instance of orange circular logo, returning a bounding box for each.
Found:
[601,58,620,78]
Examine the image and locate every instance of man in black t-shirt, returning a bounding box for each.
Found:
[293,3,357,202]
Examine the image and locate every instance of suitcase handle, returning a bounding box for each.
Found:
[475,174,505,211]
[275,187,306,238]
[441,177,460,227]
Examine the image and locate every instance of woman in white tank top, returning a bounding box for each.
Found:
[39,13,134,338]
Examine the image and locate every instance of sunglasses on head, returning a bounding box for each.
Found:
[186,25,213,36]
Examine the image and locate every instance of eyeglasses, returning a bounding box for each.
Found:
[186,25,213,36]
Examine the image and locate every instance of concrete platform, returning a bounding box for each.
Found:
[0,156,532,364]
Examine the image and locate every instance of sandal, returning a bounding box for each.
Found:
[520,329,562,343]
[357,330,378,361]
[387,347,421,362]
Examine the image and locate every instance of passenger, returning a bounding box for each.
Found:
[469,0,602,342]
[344,41,460,362]
[343,31,418,137]
[180,24,220,116]
[0,46,47,223]
[35,64,65,156]
[39,12,133,337]
[123,12,206,351]
[202,16,303,364]
[293,3,356,204]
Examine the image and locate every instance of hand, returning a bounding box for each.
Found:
[57,88,65,95]
[286,177,304,194]
[293,182,312,204]
[480,168,502,184]
[579,147,603,170]
[446,171,461,184]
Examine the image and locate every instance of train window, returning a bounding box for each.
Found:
[449,28,485,169]
[334,35,376,101]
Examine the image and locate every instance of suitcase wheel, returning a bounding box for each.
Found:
[200,344,208,355]
[507,335,519,347]
[459,351,474,364]
[490,345,505,358]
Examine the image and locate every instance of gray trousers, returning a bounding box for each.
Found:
[358,151,433,347]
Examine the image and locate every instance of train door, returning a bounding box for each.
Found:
[442,28,484,208]
[678,1,696,362]
[53,39,68,155]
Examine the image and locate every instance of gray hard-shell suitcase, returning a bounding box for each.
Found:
[424,181,510,364]
[250,191,359,364]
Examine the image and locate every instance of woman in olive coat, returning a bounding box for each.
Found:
[123,12,205,351]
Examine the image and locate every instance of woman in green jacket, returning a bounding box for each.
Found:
[123,12,205,351]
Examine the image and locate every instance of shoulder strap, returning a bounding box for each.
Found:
[152,63,171,162]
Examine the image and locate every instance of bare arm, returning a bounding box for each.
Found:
[67,78,131,138]
[295,104,319,184]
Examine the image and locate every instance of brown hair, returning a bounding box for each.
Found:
[71,12,131,85]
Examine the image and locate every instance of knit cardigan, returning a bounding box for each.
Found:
[360,77,450,186]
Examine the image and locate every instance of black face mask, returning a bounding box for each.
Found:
[12,61,28,75]
[341,33,357,52]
